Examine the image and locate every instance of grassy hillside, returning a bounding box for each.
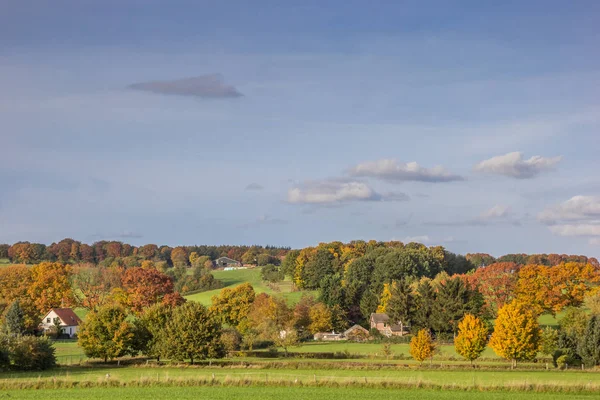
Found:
[185,267,317,305]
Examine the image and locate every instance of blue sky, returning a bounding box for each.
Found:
[1,1,599,257]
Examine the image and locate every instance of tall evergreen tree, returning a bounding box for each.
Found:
[386,279,415,326]
[578,315,600,367]
[413,280,435,332]
[4,301,26,336]
[431,277,483,334]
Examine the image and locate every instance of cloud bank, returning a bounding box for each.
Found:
[348,159,464,183]
[539,195,600,244]
[129,74,242,98]
[474,152,562,179]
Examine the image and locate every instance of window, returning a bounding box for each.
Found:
[46,318,51,323]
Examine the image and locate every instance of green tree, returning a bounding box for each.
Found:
[489,300,541,367]
[3,301,26,336]
[454,314,488,364]
[134,303,173,361]
[386,279,415,327]
[78,305,135,362]
[539,327,558,358]
[578,315,600,367]
[413,280,435,331]
[9,335,56,370]
[431,277,483,334]
[161,302,224,364]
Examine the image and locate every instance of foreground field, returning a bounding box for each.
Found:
[4,386,599,400]
[2,364,600,390]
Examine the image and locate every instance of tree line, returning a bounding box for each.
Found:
[0,239,289,266]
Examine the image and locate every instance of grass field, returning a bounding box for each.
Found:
[287,341,501,359]
[4,386,599,400]
[2,364,600,390]
[184,268,316,305]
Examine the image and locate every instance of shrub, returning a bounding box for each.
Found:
[221,328,242,354]
[9,335,56,370]
[261,264,284,283]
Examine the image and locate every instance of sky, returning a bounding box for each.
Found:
[1,0,599,257]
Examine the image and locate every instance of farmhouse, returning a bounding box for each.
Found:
[313,331,343,341]
[370,313,408,337]
[215,256,242,269]
[343,324,370,341]
[40,308,82,338]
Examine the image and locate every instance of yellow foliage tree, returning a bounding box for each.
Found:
[308,303,332,334]
[455,314,488,365]
[489,300,541,367]
[376,282,394,313]
[409,329,436,365]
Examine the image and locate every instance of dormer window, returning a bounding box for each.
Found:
[46,318,51,323]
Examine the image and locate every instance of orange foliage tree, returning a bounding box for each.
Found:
[121,267,176,313]
[27,262,75,314]
[464,262,519,317]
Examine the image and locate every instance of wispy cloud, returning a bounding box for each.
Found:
[348,159,463,183]
[129,74,242,98]
[426,205,520,227]
[480,205,512,220]
[287,179,409,205]
[474,152,562,179]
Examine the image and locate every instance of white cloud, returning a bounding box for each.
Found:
[348,159,464,183]
[539,196,600,239]
[549,224,600,237]
[287,180,408,205]
[402,235,431,244]
[474,152,562,179]
[538,195,600,223]
[480,205,511,220]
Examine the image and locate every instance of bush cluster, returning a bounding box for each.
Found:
[0,334,56,371]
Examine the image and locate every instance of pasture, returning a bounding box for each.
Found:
[184,268,316,305]
[2,363,600,395]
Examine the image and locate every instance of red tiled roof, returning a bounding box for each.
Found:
[48,308,82,326]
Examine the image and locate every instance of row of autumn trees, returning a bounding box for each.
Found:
[410,300,600,368]
[0,262,188,333]
[277,240,599,327]
[78,283,339,362]
[0,239,289,267]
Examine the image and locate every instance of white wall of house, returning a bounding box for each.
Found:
[40,311,78,336]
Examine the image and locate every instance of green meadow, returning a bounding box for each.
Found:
[184,268,317,305]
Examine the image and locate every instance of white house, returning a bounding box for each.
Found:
[40,308,82,338]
